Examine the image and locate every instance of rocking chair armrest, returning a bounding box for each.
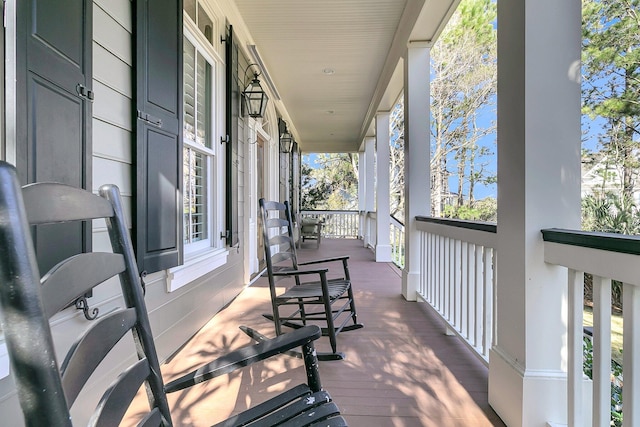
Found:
[164,325,322,393]
[272,268,329,277]
[298,255,349,266]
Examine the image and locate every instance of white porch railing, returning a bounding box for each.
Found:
[362,211,377,248]
[542,229,640,427]
[300,210,359,239]
[390,215,405,268]
[415,216,497,364]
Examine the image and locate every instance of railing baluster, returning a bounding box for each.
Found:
[298,210,362,239]
[491,248,497,349]
[483,247,493,357]
[456,239,460,329]
[567,269,584,427]
[443,237,449,320]
[439,235,444,313]
[593,275,612,426]
[430,233,435,305]
[474,244,483,350]
[415,217,497,366]
[624,282,640,426]
[451,238,458,329]
[463,243,476,345]
[455,239,462,334]
[418,232,424,297]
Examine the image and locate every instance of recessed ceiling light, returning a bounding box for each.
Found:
[322,68,335,75]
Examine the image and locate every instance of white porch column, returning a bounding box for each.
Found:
[375,112,392,262]
[358,150,365,240]
[489,1,582,426]
[402,42,431,301]
[363,137,375,247]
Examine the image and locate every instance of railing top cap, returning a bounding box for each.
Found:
[416,216,497,233]
[542,228,640,255]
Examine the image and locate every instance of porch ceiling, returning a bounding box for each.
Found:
[232,0,458,153]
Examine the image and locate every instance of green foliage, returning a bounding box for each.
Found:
[582,0,640,119]
[301,153,358,210]
[301,162,332,210]
[444,0,496,47]
[582,0,640,201]
[442,197,496,222]
[583,336,623,426]
[583,336,593,379]
[582,192,640,235]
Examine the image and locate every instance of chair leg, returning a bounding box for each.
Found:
[339,288,364,332]
[272,302,284,336]
[297,298,308,325]
[323,297,338,354]
[347,287,359,325]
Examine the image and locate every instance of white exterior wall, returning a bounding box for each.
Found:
[0,0,278,424]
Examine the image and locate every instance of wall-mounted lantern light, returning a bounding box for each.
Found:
[279,121,294,153]
[242,64,269,118]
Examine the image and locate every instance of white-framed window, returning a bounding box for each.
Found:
[183,36,214,254]
[168,6,228,292]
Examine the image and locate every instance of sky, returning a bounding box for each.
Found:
[303,110,611,203]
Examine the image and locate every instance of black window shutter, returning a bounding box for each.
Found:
[135,0,183,274]
[224,25,240,247]
[16,0,92,274]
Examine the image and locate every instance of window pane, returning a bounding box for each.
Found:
[183,39,196,144]
[184,0,196,22]
[196,54,211,148]
[198,4,214,44]
[184,148,207,244]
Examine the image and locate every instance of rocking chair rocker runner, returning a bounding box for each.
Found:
[0,161,346,427]
[257,199,363,361]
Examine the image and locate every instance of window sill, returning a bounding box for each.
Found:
[167,247,229,292]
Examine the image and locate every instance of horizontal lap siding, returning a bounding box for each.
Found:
[90,0,245,367]
[0,1,247,425]
[91,0,245,356]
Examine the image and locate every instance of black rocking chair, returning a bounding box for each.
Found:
[254,199,363,361]
[0,161,346,427]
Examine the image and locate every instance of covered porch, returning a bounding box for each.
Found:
[2,0,628,425]
[152,238,505,426]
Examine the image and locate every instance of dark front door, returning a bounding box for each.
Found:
[16,0,93,273]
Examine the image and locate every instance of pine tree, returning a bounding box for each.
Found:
[582,0,640,202]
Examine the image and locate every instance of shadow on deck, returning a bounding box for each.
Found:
[151,239,506,426]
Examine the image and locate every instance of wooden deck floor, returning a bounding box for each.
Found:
[153,239,506,426]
